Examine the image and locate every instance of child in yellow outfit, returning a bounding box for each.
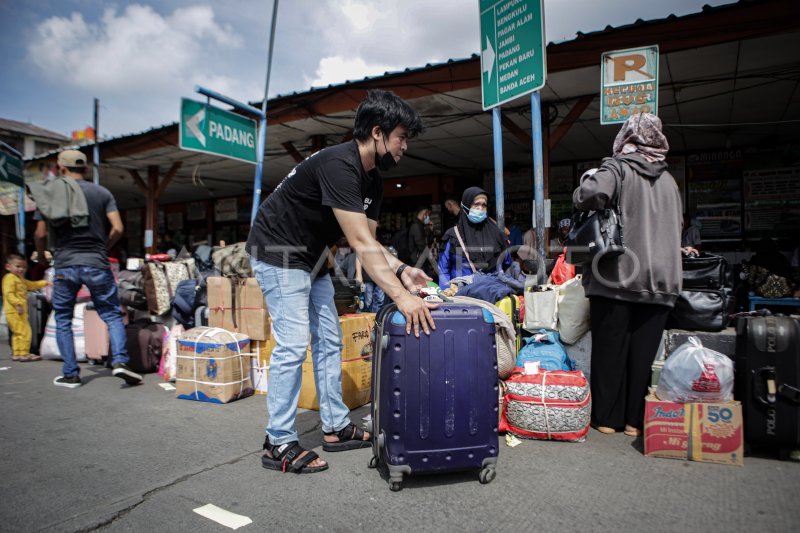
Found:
[3,253,50,362]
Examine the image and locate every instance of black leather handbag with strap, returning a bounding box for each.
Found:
[565,159,625,266]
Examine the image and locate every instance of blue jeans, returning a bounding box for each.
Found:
[363,282,385,313]
[251,258,351,445]
[53,266,129,377]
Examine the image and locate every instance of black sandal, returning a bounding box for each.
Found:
[322,423,371,452]
[261,436,328,474]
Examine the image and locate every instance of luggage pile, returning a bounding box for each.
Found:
[645,252,799,465]
[367,270,592,491]
[667,252,736,332]
[512,272,593,443]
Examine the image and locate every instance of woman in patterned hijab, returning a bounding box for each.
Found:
[612,112,669,163]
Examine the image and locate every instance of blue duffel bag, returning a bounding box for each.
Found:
[515,330,575,371]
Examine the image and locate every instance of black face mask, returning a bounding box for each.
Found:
[375,134,397,171]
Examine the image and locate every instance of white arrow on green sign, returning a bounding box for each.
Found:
[179,98,258,164]
[0,151,25,188]
[479,0,546,110]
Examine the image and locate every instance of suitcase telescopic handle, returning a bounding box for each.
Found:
[754,368,777,405]
[754,368,800,405]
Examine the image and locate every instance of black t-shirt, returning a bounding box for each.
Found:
[35,179,116,269]
[246,141,382,273]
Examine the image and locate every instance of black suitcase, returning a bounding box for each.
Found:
[28,292,50,355]
[735,316,800,455]
[332,277,360,315]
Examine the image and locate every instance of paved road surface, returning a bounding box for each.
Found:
[1,347,798,532]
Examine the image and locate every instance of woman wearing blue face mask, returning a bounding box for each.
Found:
[438,187,510,288]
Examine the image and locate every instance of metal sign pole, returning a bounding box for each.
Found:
[93,97,100,185]
[251,0,280,224]
[531,91,546,282]
[17,187,25,255]
[492,107,504,233]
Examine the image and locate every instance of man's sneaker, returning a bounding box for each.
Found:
[112,364,143,385]
[53,375,82,388]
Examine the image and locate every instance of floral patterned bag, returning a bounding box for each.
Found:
[500,367,591,442]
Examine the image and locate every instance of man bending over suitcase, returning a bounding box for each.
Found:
[32,149,142,389]
[247,90,437,474]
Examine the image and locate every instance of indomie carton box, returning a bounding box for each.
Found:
[298,314,374,410]
[176,327,254,404]
[644,393,743,466]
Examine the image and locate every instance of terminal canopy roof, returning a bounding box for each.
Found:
[26,0,800,210]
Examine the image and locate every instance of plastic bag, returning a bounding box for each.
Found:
[556,275,590,345]
[523,285,558,330]
[549,249,576,286]
[656,337,733,403]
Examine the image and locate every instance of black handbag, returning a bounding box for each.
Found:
[565,161,625,266]
[682,253,729,289]
[331,263,361,315]
[667,288,736,332]
[333,278,361,315]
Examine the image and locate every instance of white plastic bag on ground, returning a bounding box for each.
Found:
[40,303,87,362]
[656,336,733,403]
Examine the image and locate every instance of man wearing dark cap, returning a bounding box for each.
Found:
[31,149,141,388]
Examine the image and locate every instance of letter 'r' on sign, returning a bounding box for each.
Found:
[612,54,650,81]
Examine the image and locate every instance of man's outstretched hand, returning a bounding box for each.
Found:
[400,266,431,293]
[394,292,437,338]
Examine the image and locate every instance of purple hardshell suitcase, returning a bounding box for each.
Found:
[369,303,499,491]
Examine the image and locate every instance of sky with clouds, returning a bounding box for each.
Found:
[0,0,731,139]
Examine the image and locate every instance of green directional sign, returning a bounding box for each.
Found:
[479,0,546,110]
[0,150,25,188]
[179,98,257,164]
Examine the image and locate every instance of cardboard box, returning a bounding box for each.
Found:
[339,313,375,361]
[297,314,374,410]
[644,394,743,466]
[248,337,311,396]
[298,357,372,411]
[208,277,270,341]
[243,314,375,405]
[175,327,254,404]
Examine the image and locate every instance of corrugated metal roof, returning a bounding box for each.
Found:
[25,122,177,163]
[258,1,743,103]
[0,117,70,141]
[28,0,751,162]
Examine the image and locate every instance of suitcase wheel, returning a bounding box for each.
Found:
[389,480,403,492]
[479,466,496,485]
[368,456,379,469]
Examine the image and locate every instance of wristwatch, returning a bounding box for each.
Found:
[395,264,408,279]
